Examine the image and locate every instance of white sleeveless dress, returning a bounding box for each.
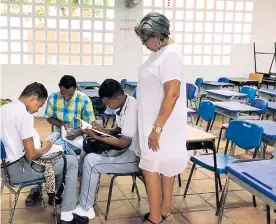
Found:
[137,43,188,177]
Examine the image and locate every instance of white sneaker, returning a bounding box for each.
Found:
[73,205,95,220]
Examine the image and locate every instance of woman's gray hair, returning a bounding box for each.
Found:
[135,12,170,41]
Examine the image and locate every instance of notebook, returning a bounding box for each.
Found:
[79,119,116,138]
[61,126,84,149]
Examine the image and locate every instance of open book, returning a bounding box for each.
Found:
[61,126,84,149]
[42,144,64,157]
[79,119,116,138]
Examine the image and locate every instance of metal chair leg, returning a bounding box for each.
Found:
[217,174,223,191]
[131,176,136,192]
[214,171,220,214]
[253,195,257,207]
[131,176,141,201]
[178,174,182,187]
[253,148,258,158]
[94,175,101,206]
[105,175,117,220]
[217,126,224,152]
[183,163,196,198]
[217,176,230,222]
[210,113,217,131]
[38,184,44,207]
[1,182,4,194]
[52,198,58,224]
[8,187,21,224]
[266,204,271,224]
[195,116,200,126]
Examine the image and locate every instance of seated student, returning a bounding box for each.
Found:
[0,83,79,224]
[73,79,140,219]
[25,75,95,207]
[44,75,95,155]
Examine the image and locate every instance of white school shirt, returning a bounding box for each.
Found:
[115,95,140,157]
[0,100,37,163]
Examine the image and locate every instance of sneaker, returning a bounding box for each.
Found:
[72,205,95,220]
[25,188,40,207]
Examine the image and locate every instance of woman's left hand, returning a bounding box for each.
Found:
[148,130,161,151]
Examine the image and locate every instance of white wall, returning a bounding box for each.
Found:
[1,0,276,116]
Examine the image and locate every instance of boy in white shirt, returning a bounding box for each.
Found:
[73,79,140,219]
[0,82,79,224]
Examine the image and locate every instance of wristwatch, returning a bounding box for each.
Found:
[153,126,163,133]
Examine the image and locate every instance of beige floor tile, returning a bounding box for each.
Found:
[224,207,272,224]
[101,217,142,224]
[97,185,126,202]
[180,168,209,181]
[1,207,55,224]
[183,210,235,224]
[200,192,250,209]
[96,200,139,219]
[168,214,190,224]
[172,195,212,213]
[119,183,148,200]
[128,198,149,216]
[114,176,136,185]
[188,178,217,194]
[173,181,195,196]
[99,174,112,186]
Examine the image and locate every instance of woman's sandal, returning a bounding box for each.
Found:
[143,213,163,224]
[161,213,174,221]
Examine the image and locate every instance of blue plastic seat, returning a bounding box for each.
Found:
[184,120,263,212]
[120,79,127,89]
[195,78,204,87]
[186,83,197,108]
[132,89,136,99]
[240,86,257,103]
[1,141,57,224]
[196,100,216,132]
[250,98,268,115]
[190,153,237,174]
[218,77,229,83]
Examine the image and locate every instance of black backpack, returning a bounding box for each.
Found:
[90,96,106,115]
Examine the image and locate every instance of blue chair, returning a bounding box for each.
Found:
[240,86,257,103]
[250,98,268,118]
[218,77,229,83]
[120,79,127,89]
[217,98,268,151]
[195,78,204,88]
[1,141,58,224]
[132,89,136,99]
[186,83,197,108]
[183,120,264,212]
[196,100,216,132]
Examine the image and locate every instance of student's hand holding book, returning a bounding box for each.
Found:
[82,128,101,140]
[91,123,104,132]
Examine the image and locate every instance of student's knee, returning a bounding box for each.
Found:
[66,155,78,170]
[83,153,102,169]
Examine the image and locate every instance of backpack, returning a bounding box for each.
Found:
[90,96,106,115]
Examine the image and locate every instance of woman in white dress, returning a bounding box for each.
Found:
[135,12,188,224]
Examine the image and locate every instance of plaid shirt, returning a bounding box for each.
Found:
[45,90,95,130]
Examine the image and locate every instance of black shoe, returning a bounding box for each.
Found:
[25,188,40,207]
[48,196,62,206]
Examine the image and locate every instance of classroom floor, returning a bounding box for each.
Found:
[1,117,276,224]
